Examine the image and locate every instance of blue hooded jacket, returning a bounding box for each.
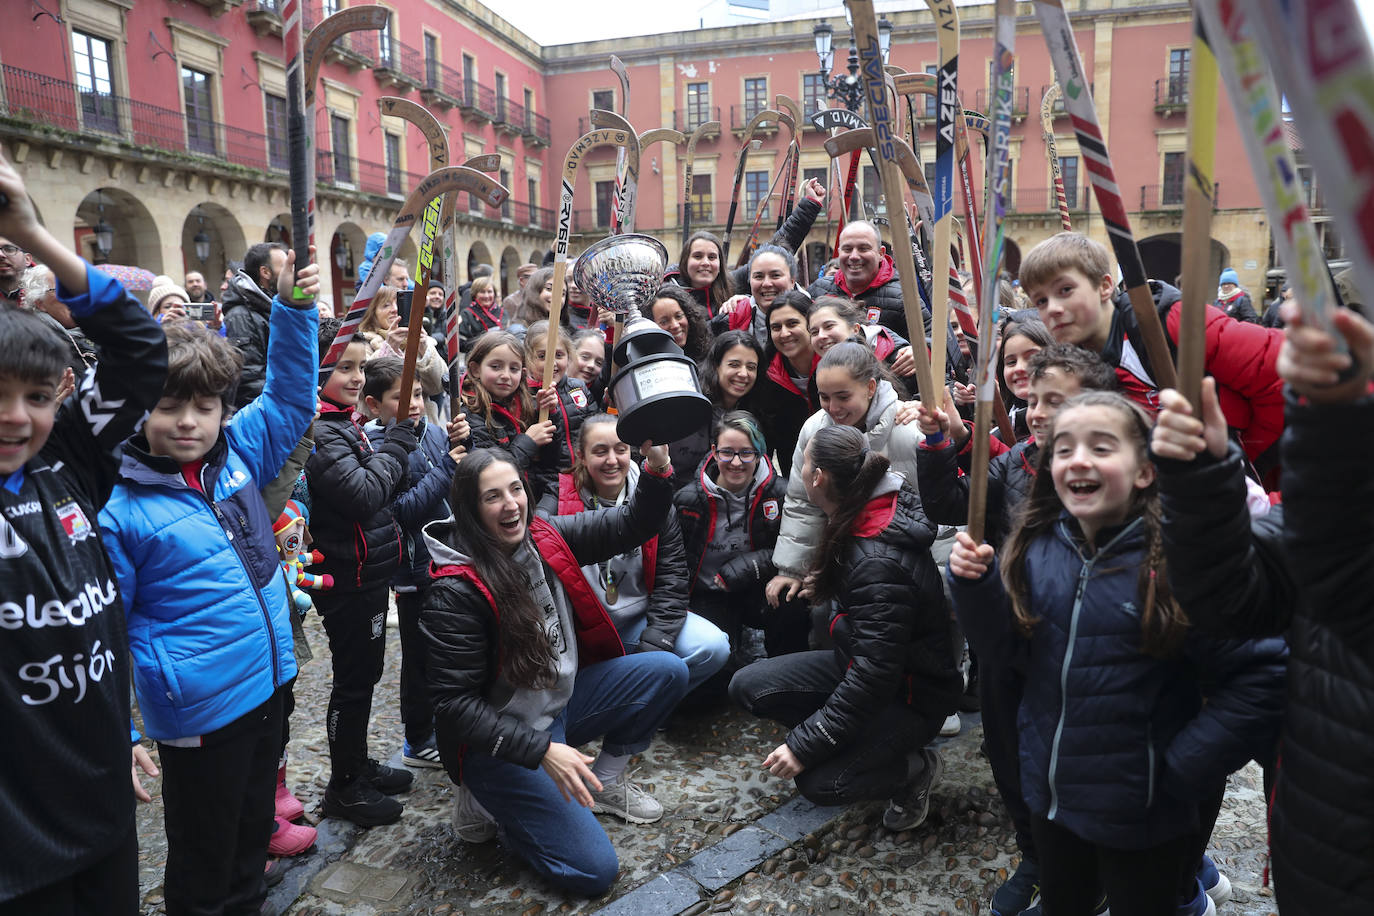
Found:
[100,298,318,741]
[355,231,387,290]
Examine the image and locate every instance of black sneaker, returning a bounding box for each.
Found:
[882,748,944,831]
[363,758,413,795]
[322,777,403,827]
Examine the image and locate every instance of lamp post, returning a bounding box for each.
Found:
[813,12,892,112]
[91,190,114,263]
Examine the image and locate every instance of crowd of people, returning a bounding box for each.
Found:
[1,126,1370,916]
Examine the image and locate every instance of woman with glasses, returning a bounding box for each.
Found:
[538,414,730,696]
[674,411,809,691]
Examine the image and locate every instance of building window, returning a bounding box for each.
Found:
[744,77,768,120]
[462,54,476,107]
[500,168,512,218]
[1168,48,1190,104]
[862,165,880,216]
[384,132,402,194]
[424,33,439,89]
[686,83,710,130]
[1162,151,1185,206]
[924,161,937,192]
[594,180,616,227]
[331,114,352,184]
[802,73,826,118]
[925,65,939,117]
[265,93,288,170]
[1059,155,1078,209]
[745,169,769,221]
[495,72,508,122]
[592,89,614,112]
[322,0,339,15]
[691,173,712,222]
[524,87,535,130]
[527,177,539,224]
[182,67,216,155]
[378,12,394,67]
[73,30,118,133]
[803,167,827,188]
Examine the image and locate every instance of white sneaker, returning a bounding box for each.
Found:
[589,773,663,824]
[450,785,496,843]
[940,712,961,737]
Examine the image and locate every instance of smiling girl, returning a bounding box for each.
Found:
[644,286,710,361]
[948,392,1286,916]
[461,330,560,503]
[711,245,798,348]
[750,290,819,476]
[996,315,1054,441]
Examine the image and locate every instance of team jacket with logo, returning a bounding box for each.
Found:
[0,264,167,900]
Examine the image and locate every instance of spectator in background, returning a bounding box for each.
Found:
[22,263,97,375]
[387,259,412,291]
[501,262,537,326]
[147,283,190,323]
[355,232,387,291]
[0,236,30,306]
[184,270,212,304]
[223,241,289,409]
[1262,283,1292,329]
[1216,268,1260,324]
[458,263,493,317]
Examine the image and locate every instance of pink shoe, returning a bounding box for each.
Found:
[267,816,317,857]
[275,765,305,822]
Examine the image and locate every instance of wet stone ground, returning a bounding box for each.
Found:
[133,608,1281,916]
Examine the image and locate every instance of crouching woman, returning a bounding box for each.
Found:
[420,444,689,896]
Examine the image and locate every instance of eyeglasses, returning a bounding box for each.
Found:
[714,447,759,464]
[0,245,22,256]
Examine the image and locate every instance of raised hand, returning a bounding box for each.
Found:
[1151,379,1227,462]
[277,245,319,305]
[1278,302,1374,405]
[949,531,995,581]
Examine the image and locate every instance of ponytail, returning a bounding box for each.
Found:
[806,424,891,601]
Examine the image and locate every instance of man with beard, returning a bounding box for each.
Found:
[222,242,288,409]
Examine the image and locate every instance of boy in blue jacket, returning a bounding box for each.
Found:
[360,356,467,767]
[0,150,167,914]
[98,250,319,915]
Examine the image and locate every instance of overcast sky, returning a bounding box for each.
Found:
[486,0,1374,50]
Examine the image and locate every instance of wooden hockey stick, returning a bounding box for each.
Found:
[681,119,720,238]
[1034,0,1177,390]
[851,0,938,410]
[1194,0,1339,334]
[922,0,960,401]
[588,109,643,233]
[776,95,804,225]
[608,55,631,234]
[1177,9,1219,410]
[723,109,783,265]
[542,127,641,421]
[1041,84,1073,230]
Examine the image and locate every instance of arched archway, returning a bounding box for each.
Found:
[265,213,291,247]
[181,202,246,294]
[1002,239,1023,282]
[499,246,521,299]
[528,247,545,267]
[395,235,419,280]
[330,221,368,313]
[76,188,162,278]
[467,241,492,284]
[1139,232,1229,288]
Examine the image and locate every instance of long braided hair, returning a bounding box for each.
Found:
[805,425,893,603]
[1001,391,1188,657]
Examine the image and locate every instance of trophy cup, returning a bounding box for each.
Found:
[573,233,711,445]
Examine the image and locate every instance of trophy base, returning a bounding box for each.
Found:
[616,390,713,447]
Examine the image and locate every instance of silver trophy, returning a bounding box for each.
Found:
[573,233,711,446]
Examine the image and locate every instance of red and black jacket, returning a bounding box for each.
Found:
[752,351,820,476]
[458,299,503,347]
[421,462,675,780]
[674,455,788,597]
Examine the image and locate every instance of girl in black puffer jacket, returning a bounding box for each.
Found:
[461,330,560,504]
[730,425,961,826]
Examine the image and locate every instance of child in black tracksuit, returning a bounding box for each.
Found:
[307,321,417,827]
[0,154,167,913]
[360,356,461,768]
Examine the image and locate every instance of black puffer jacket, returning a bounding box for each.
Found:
[221,270,274,409]
[917,435,1038,547]
[679,198,824,311]
[752,352,818,477]
[305,402,412,590]
[463,399,562,506]
[419,463,675,777]
[807,254,932,343]
[787,480,962,766]
[674,453,788,597]
[1158,403,1374,913]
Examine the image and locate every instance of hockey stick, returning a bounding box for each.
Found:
[723,109,783,266]
[772,109,798,233]
[588,109,643,233]
[851,0,938,411]
[542,127,641,421]
[289,4,390,278]
[322,167,508,378]
[1246,0,1373,311]
[681,119,721,238]
[968,0,1016,544]
[1034,0,1177,391]
[920,0,960,404]
[608,55,630,234]
[740,141,795,265]
[1176,10,1219,411]
[1041,84,1072,230]
[1194,0,1338,335]
[776,95,804,225]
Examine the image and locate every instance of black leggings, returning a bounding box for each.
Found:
[1030,817,1201,916]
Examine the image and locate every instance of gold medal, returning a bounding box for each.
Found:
[605,579,618,605]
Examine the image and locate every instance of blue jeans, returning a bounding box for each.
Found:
[461,651,688,896]
[621,611,731,691]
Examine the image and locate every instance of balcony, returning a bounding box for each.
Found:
[330,30,376,72]
[524,110,551,147]
[973,86,1030,122]
[373,38,423,91]
[730,104,780,135]
[1154,78,1188,115]
[1138,181,1219,211]
[673,107,722,136]
[420,59,463,109]
[459,80,498,124]
[188,0,244,16]
[245,0,321,38]
[1039,83,1066,119]
[509,200,555,231]
[494,96,524,137]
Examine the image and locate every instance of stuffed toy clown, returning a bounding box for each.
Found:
[274,500,332,612]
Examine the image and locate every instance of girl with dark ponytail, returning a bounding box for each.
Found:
[947,392,1287,914]
[730,425,961,830]
[420,443,691,897]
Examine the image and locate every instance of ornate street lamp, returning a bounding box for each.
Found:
[813,13,892,112]
[333,239,349,271]
[92,191,114,262]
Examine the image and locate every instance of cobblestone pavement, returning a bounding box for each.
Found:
[133,609,1281,916]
